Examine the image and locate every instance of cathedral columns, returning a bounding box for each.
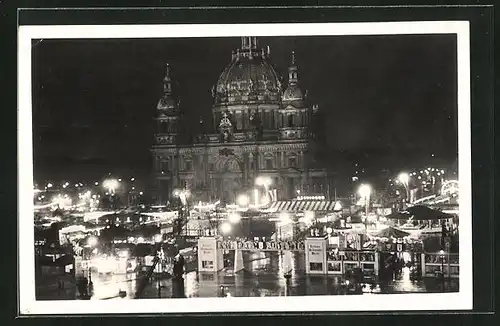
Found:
[243,153,249,187]
[204,148,209,183]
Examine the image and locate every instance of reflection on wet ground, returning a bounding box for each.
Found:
[45,251,457,300]
[91,251,458,299]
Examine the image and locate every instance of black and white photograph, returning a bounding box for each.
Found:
[18,22,472,314]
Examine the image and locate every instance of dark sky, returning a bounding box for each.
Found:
[32,35,458,185]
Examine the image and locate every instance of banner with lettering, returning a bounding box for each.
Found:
[216,240,305,251]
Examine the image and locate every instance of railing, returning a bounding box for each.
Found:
[326,250,378,276]
[421,253,459,278]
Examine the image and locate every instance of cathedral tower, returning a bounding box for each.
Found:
[153,63,182,204]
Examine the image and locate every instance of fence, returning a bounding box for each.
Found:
[421,252,459,278]
[326,250,378,276]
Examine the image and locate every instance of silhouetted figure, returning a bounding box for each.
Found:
[173,253,185,279]
[171,276,185,298]
[118,289,127,298]
[77,277,89,298]
[88,280,94,295]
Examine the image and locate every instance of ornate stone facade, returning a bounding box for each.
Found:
[152,37,328,205]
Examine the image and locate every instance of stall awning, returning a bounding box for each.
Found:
[386,205,454,221]
[267,200,342,212]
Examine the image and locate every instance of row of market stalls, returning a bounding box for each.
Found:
[258,194,459,279]
[386,205,458,236]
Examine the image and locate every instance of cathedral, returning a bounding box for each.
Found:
[151,37,329,205]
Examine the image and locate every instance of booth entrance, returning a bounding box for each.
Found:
[377,243,423,280]
[197,237,382,277]
[197,237,324,274]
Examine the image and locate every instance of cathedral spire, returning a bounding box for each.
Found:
[163,63,172,94]
[288,51,299,85]
[157,62,179,114]
[155,62,180,146]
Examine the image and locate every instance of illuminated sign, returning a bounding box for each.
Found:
[216,240,305,251]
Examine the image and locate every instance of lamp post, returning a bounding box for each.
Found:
[279,212,291,241]
[439,249,445,290]
[173,189,190,237]
[255,176,272,204]
[284,269,292,296]
[220,222,232,236]
[228,212,241,237]
[103,179,119,211]
[358,184,371,230]
[236,194,249,208]
[398,173,410,203]
[86,236,98,288]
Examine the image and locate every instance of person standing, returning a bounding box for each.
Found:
[171,252,186,298]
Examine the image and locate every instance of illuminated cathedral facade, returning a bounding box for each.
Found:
[151,37,329,205]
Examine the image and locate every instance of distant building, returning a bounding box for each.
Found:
[151,37,329,205]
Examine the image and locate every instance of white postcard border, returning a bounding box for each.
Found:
[18,21,472,314]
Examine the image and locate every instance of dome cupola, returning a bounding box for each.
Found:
[212,37,282,108]
[211,37,284,135]
[157,63,180,115]
[282,51,305,106]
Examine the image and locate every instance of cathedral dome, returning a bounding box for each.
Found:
[213,37,282,107]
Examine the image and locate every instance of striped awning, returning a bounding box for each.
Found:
[267,200,342,212]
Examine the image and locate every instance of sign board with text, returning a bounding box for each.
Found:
[305,238,328,275]
[216,240,305,251]
[198,237,223,272]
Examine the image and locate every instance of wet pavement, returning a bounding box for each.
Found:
[90,251,458,299]
[37,251,459,300]
[135,267,458,299]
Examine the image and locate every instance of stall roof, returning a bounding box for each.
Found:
[373,226,410,239]
[267,200,342,212]
[386,205,454,221]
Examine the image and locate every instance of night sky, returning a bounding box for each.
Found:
[32,35,458,186]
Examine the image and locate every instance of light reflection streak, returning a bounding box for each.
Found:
[184,271,198,298]
[90,271,138,300]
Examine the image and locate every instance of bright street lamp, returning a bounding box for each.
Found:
[173,189,190,205]
[358,184,372,225]
[255,176,272,187]
[255,176,272,205]
[103,179,119,194]
[220,222,232,235]
[228,212,241,224]
[87,236,98,248]
[358,183,371,199]
[236,194,250,207]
